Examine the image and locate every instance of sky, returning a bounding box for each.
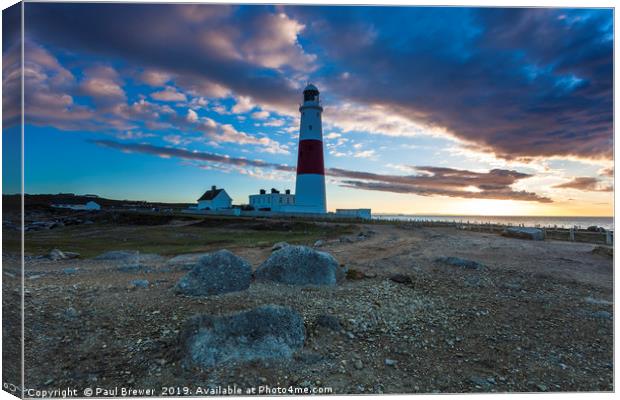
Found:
[2,3,614,216]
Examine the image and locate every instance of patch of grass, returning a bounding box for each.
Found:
[12,220,355,258]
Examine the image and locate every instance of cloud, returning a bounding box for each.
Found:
[353,149,376,159]
[327,166,551,202]
[92,139,295,172]
[599,166,614,177]
[292,7,612,161]
[339,180,552,203]
[263,118,286,127]
[251,110,270,119]
[240,12,316,70]
[24,3,308,116]
[80,65,126,106]
[93,140,551,202]
[150,85,187,102]
[553,177,612,192]
[140,69,171,86]
[17,5,613,164]
[231,96,255,114]
[186,109,199,122]
[11,40,104,131]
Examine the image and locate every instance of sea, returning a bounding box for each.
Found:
[373,215,614,230]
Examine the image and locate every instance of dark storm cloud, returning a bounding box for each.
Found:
[24,3,302,113]
[91,140,296,172]
[328,166,552,202]
[340,180,552,203]
[22,5,613,161]
[93,140,551,203]
[553,177,612,192]
[290,6,613,160]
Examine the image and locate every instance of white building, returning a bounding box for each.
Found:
[52,200,101,211]
[197,186,232,210]
[249,188,295,212]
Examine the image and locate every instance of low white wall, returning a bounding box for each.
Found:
[181,208,371,221]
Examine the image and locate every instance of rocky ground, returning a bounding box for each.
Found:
[2,217,614,395]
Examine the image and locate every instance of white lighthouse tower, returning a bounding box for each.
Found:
[293,84,327,213]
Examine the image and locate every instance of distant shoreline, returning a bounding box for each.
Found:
[373,214,614,230]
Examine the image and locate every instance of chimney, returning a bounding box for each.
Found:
[285,189,291,195]
[271,188,279,194]
[211,185,216,191]
[260,189,266,195]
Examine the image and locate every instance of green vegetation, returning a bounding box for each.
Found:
[6,218,356,258]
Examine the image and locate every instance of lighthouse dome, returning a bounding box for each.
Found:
[303,83,319,93]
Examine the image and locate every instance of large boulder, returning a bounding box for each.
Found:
[501,227,544,241]
[255,245,345,286]
[174,250,252,296]
[271,242,290,252]
[592,246,613,258]
[179,305,305,368]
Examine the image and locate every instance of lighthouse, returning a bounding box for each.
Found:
[293,84,327,213]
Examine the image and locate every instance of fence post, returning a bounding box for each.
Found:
[569,228,575,242]
[606,230,612,245]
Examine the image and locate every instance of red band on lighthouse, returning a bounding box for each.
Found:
[296,139,325,175]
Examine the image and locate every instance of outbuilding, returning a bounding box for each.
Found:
[197,186,232,210]
[52,200,101,211]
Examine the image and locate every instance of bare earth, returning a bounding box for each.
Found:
[3,220,613,395]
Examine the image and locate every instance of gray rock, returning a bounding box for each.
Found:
[354,359,364,370]
[384,358,397,366]
[592,246,613,258]
[48,249,80,261]
[501,227,544,241]
[271,242,290,252]
[130,279,149,289]
[179,305,305,368]
[313,240,325,248]
[389,274,412,284]
[116,264,153,273]
[469,376,491,388]
[62,268,79,275]
[255,245,345,286]
[592,310,612,320]
[339,236,354,243]
[502,282,522,290]
[94,250,139,260]
[584,297,613,306]
[167,253,211,271]
[464,275,483,287]
[174,250,252,296]
[315,314,342,331]
[64,307,79,319]
[436,256,484,270]
[94,250,163,263]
